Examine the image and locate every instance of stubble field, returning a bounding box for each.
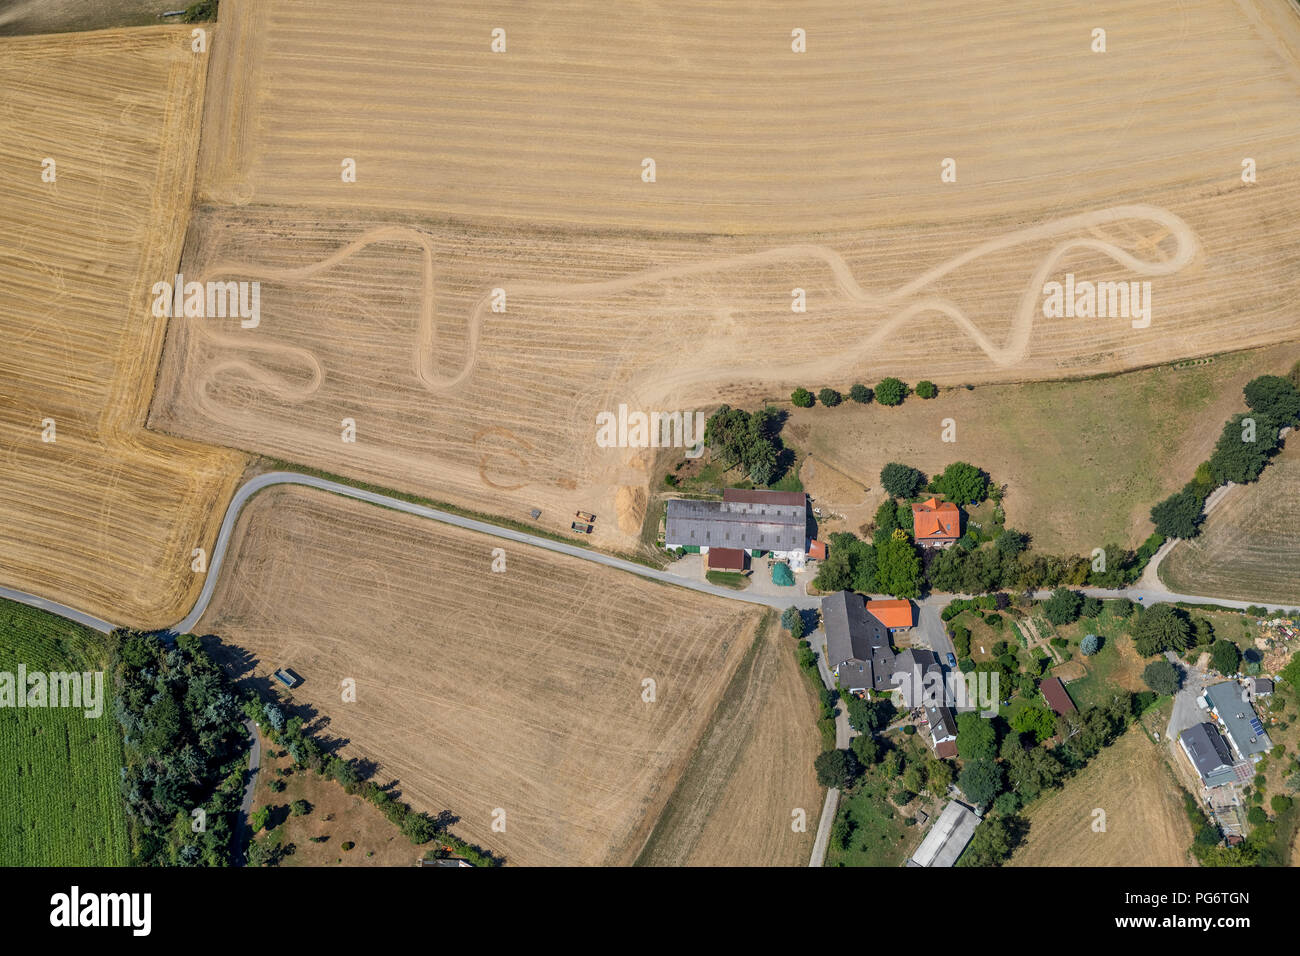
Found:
[151,0,1300,558]
[1160,438,1300,604]
[0,27,246,628]
[1008,726,1192,867]
[198,484,771,866]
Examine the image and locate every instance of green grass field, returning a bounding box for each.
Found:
[0,598,127,866]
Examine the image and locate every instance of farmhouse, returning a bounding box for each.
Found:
[907,800,980,867]
[924,704,959,759]
[664,489,808,560]
[911,497,961,548]
[1178,722,1239,789]
[1203,682,1272,762]
[1039,676,1076,715]
[822,590,897,694]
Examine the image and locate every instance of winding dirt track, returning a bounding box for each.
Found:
[190,204,1197,402]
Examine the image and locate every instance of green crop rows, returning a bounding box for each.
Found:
[0,598,127,866]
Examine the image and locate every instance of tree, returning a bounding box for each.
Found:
[1080,634,1102,656]
[850,733,879,766]
[818,387,842,407]
[1042,587,1083,625]
[1280,652,1300,691]
[880,462,926,499]
[1150,488,1204,539]
[814,748,862,789]
[1142,659,1182,696]
[1271,794,1294,814]
[1080,596,1102,618]
[915,380,938,399]
[956,712,998,762]
[791,387,813,408]
[781,606,804,638]
[1133,603,1191,657]
[876,529,922,598]
[956,814,1021,867]
[251,806,270,833]
[1209,640,1241,676]
[958,758,1003,806]
[875,377,908,406]
[849,383,873,404]
[291,799,311,817]
[933,461,989,504]
[926,758,953,794]
[1244,374,1300,426]
[1208,413,1281,486]
[995,528,1026,558]
[1012,705,1057,744]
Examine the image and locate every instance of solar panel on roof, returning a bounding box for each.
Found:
[1251,718,1264,734]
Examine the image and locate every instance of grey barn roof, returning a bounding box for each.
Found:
[1205,681,1272,759]
[664,492,806,552]
[909,801,980,867]
[1180,722,1237,787]
[822,590,896,692]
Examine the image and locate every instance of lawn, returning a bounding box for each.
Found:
[705,570,749,589]
[0,598,128,866]
[825,765,915,867]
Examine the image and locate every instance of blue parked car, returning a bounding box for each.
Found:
[946,653,957,667]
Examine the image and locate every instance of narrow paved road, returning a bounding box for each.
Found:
[233,718,263,866]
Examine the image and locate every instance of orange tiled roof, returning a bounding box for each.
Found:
[911,497,960,540]
[865,599,913,629]
[808,539,827,560]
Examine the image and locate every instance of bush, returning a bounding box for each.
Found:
[341,841,355,852]
[915,380,938,399]
[791,387,813,408]
[903,724,917,736]
[291,799,311,817]
[875,377,909,406]
[1270,794,1293,814]
[849,383,873,404]
[1080,597,1103,618]
[1080,634,1102,656]
[818,387,842,407]
[269,779,286,793]
[1247,806,1269,827]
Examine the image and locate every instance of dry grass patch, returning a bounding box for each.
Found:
[199,484,765,866]
[790,345,1300,554]
[1009,726,1193,867]
[0,27,245,627]
[1161,440,1300,604]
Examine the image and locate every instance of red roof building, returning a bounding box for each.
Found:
[706,547,747,572]
[911,497,961,548]
[1040,676,1077,715]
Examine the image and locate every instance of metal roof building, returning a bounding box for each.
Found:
[1179,721,1238,788]
[664,489,807,554]
[908,800,980,867]
[1204,681,1272,761]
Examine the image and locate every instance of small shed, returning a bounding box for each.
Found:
[1040,676,1076,715]
[707,548,747,572]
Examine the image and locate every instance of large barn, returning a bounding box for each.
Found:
[664,488,809,561]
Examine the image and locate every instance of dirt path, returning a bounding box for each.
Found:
[189,204,1199,406]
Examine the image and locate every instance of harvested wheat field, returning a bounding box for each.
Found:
[153,0,1300,556]
[1009,727,1192,867]
[0,28,245,627]
[1160,439,1300,604]
[634,614,823,866]
[788,344,1300,554]
[198,484,767,866]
